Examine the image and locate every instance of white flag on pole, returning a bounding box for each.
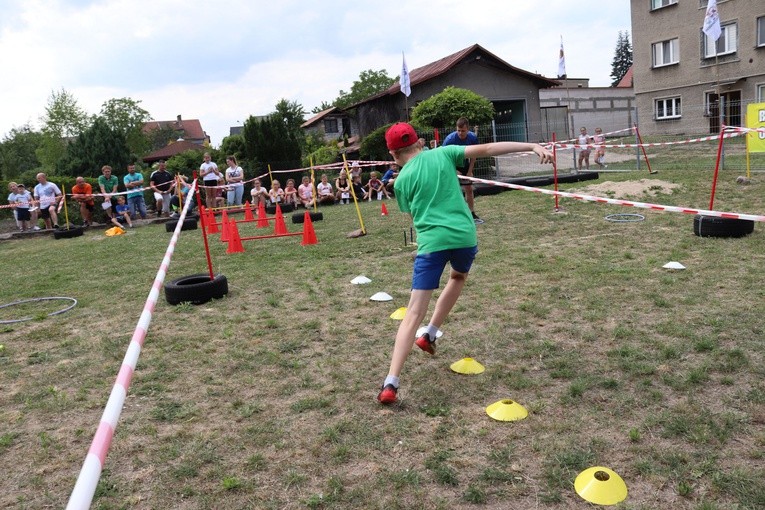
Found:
[400,52,411,97]
[702,0,721,42]
[557,36,567,79]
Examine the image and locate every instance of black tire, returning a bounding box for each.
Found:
[693,214,754,238]
[53,226,84,239]
[165,218,198,232]
[280,203,295,213]
[164,273,228,305]
[292,211,324,224]
[265,204,276,215]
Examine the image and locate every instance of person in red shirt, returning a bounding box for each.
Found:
[71,176,95,227]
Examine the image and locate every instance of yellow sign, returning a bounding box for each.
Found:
[746,103,765,153]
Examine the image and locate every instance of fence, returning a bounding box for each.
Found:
[444,101,765,180]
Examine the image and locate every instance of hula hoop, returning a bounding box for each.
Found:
[0,297,78,324]
[605,213,645,223]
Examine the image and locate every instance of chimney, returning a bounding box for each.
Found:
[175,114,183,129]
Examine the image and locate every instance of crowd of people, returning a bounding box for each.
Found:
[6,118,513,234]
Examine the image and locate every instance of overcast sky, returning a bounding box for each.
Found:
[0,0,631,146]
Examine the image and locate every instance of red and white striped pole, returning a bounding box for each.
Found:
[66,181,198,510]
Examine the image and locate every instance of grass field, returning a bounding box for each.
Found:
[1,155,764,509]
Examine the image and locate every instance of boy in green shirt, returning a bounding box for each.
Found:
[378,123,553,404]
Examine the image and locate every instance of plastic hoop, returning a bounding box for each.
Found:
[0,297,78,324]
[605,213,645,223]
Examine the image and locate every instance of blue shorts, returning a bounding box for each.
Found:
[412,246,478,290]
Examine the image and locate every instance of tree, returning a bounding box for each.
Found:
[100,98,153,156]
[57,117,131,177]
[610,31,633,86]
[334,69,396,109]
[411,87,494,129]
[36,88,91,171]
[242,113,302,186]
[274,98,307,153]
[0,125,44,180]
[220,134,246,161]
[311,101,335,114]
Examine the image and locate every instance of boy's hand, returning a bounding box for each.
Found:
[534,145,554,164]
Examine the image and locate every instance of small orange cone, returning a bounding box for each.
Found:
[220,210,230,242]
[274,203,288,235]
[244,200,255,221]
[256,201,269,228]
[381,202,389,216]
[301,212,318,245]
[206,207,219,234]
[226,220,245,253]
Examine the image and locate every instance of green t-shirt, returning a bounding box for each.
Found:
[98,174,119,194]
[394,145,477,254]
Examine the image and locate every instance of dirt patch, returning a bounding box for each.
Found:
[575,179,681,199]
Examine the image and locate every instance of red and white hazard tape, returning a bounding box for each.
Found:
[66,180,198,510]
[554,130,744,150]
[463,175,765,223]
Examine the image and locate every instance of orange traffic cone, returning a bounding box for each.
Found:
[226,220,245,253]
[301,212,318,246]
[244,201,255,221]
[381,202,389,216]
[220,210,230,242]
[274,204,288,235]
[256,201,269,228]
[206,207,219,234]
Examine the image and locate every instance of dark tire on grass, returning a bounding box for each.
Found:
[165,218,198,232]
[265,203,296,214]
[53,226,84,239]
[693,214,754,238]
[291,211,324,224]
[164,273,228,305]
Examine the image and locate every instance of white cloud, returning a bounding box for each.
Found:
[0,0,631,145]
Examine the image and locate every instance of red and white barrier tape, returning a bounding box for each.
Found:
[554,130,745,150]
[544,126,636,146]
[463,175,765,223]
[66,180,198,510]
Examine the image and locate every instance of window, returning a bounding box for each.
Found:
[758,84,765,102]
[652,38,679,67]
[703,22,737,58]
[757,17,765,47]
[655,97,681,120]
[651,0,676,9]
[324,119,338,133]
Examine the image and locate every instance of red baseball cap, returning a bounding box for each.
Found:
[385,122,418,150]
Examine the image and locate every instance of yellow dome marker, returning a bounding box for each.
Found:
[450,357,485,375]
[389,307,407,320]
[574,466,628,506]
[485,399,528,422]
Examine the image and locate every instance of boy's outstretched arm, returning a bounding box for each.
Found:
[465,142,553,164]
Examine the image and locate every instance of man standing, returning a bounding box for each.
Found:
[123,163,147,220]
[200,152,221,210]
[150,160,175,217]
[33,172,62,229]
[442,117,482,224]
[98,165,119,219]
[71,176,95,227]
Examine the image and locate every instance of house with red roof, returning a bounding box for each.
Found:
[141,115,210,163]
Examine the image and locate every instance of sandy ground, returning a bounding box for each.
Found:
[574,179,682,199]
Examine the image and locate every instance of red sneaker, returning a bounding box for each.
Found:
[415,333,435,355]
[377,384,398,404]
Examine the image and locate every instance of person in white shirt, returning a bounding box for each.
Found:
[316,174,335,205]
[33,173,62,229]
[250,178,268,207]
[225,155,244,206]
[199,152,222,210]
[297,176,315,209]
